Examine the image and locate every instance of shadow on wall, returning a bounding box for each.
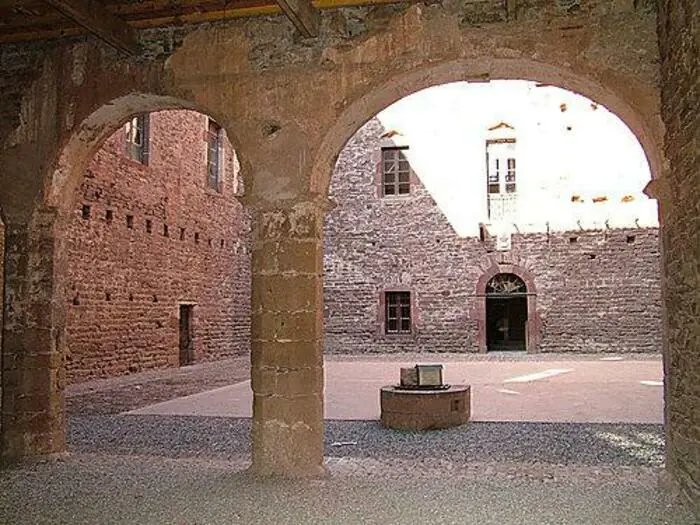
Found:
[0,213,4,424]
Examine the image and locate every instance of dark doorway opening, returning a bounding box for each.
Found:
[179,304,194,366]
[485,273,528,352]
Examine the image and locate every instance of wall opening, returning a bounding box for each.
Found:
[485,273,528,352]
[322,78,662,428]
[325,80,659,357]
[178,304,194,367]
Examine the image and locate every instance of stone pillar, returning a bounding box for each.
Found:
[248,196,327,478]
[1,209,65,460]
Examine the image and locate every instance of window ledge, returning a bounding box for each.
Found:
[381,332,418,339]
[381,194,413,201]
[205,187,224,197]
[122,157,149,169]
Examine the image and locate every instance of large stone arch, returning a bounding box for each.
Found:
[1,84,243,459]
[311,57,665,198]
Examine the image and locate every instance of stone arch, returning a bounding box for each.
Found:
[45,91,247,370]
[475,262,541,353]
[45,93,248,361]
[45,92,244,215]
[1,91,250,458]
[311,58,664,198]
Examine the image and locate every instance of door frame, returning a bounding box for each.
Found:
[475,263,541,353]
[485,293,529,352]
[178,302,196,366]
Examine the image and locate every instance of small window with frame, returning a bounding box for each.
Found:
[381,147,411,197]
[385,291,412,334]
[125,114,149,164]
[206,119,222,192]
[505,157,516,193]
[487,156,500,194]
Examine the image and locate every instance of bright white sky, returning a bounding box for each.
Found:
[376,80,658,237]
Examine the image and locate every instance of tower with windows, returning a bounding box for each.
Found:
[485,122,518,224]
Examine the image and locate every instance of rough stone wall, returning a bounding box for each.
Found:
[324,118,662,354]
[658,0,700,513]
[64,110,251,383]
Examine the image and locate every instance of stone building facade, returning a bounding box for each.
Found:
[324,116,662,354]
[64,110,251,383]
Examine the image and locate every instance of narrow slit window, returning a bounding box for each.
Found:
[125,114,149,164]
[206,119,222,192]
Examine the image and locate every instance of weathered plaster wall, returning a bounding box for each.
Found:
[658,0,700,513]
[325,119,662,354]
[64,110,250,384]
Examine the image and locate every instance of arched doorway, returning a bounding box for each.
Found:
[485,273,528,352]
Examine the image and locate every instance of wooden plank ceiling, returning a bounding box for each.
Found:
[0,0,402,52]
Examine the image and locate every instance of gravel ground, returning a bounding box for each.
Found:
[1,354,692,525]
[69,415,665,467]
[0,453,693,525]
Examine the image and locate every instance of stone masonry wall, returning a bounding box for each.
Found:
[658,0,700,512]
[64,110,251,383]
[324,118,662,354]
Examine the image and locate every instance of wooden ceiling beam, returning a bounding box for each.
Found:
[276,0,319,37]
[42,0,138,55]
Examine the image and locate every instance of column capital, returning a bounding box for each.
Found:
[241,193,335,214]
[643,176,670,202]
[247,194,335,242]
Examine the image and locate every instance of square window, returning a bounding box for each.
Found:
[385,291,411,334]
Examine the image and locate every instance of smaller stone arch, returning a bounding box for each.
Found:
[475,263,541,353]
[46,93,244,215]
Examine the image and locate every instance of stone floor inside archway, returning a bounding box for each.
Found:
[1,354,694,524]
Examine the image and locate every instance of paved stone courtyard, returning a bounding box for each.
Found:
[125,354,664,423]
[1,354,695,524]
